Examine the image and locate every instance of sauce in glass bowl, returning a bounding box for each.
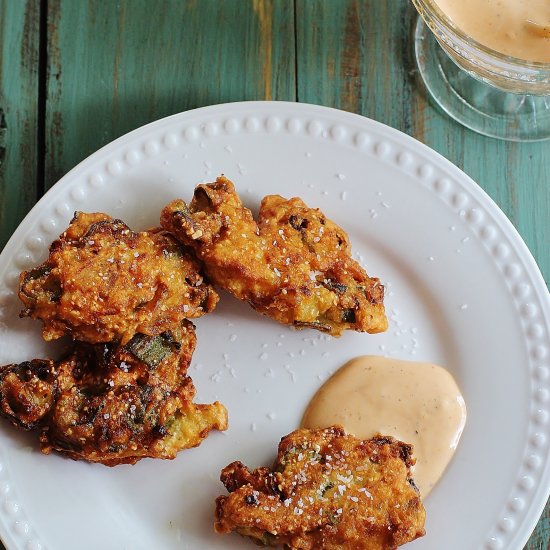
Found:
[433,0,550,62]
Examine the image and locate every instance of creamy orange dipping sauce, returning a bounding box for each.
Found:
[432,0,550,62]
[301,356,467,496]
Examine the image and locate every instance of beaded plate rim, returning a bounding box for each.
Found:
[0,101,548,550]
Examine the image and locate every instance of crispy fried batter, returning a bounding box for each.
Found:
[215,426,425,549]
[0,321,227,465]
[19,212,219,344]
[161,177,387,337]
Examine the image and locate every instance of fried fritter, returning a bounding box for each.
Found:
[0,321,227,465]
[19,212,219,344]
[215,426,425,549]
[161,177,387,337]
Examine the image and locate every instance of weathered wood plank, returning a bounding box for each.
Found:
[296,1,549,547]
[0,1,546,548]
[44,0,296,188]
[296,0,549,288]
[526,507,550,550]
[0,0,40,251]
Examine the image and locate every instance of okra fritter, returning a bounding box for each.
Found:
[0,321,227,465]
[161,177,387,337]
[19,212,219,344]
[215,426,425,549]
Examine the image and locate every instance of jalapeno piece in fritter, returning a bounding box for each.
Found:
[19,212,219,344]
[215,426,425,549]
[161,177,387,337]
[0,322,228,466]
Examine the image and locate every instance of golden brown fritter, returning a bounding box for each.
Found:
[215,426,425,549]
[0,322,227,466]
[19,212,219,344]
[161,177,387,337]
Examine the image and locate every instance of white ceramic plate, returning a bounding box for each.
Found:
[0,102,548,550]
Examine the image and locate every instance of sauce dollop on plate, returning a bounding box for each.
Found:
[301,356,467,496]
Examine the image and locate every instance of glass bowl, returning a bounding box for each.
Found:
[411,0,550,141]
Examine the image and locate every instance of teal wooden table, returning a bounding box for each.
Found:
[0,1,548,548]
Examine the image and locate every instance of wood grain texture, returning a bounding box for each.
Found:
[44,0,296,188]
[296,0,550,288]
[0,0,40,250]
[296,1,549,548]
[0,0,548,547]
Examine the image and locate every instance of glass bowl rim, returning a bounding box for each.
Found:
[413,0,550,71]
